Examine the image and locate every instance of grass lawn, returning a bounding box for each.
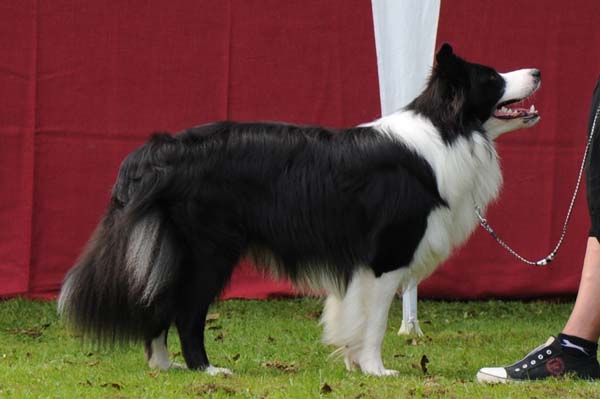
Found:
[1,297,600,398]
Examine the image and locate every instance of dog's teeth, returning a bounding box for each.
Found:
[530,105,536,113]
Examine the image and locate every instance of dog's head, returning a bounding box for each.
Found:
[481,64,541,139]
[410,43,541,142]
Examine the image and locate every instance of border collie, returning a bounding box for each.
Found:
[58,44,540,376]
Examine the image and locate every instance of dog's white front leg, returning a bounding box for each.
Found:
[357,268,405,376]
[321,270,371,371]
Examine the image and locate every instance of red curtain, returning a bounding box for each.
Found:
[2,1,600,299]
[0,0,379,298]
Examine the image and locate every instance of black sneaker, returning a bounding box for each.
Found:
[477,336,600,383]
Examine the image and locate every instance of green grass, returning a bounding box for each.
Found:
[1,297,600,398]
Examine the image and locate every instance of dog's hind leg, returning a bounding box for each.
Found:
[354,268,406,376]
[176,302,235,375]
[175,286,234,375]
[145,329,185,370]
[174,242,241,375]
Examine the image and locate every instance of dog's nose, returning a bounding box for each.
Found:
[532,69,541,80]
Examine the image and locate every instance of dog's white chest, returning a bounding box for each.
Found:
[370,111,503,283]
[409,131,502,283]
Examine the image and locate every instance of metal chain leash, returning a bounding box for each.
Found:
[475,105,600,266]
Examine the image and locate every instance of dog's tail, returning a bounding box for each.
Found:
[58,133,184,345]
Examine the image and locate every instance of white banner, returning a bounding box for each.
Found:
[371,0,441,116]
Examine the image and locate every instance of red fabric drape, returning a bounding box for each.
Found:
[0,0,379,298]
[2,1,600,300]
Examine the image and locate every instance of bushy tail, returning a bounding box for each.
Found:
[58,134,184,345]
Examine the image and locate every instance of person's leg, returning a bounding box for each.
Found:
[477,76,600,383]
[477,78,600,383]
[562,237,600,342]
[575,75,600,342]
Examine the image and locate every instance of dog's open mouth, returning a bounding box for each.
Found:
[493,99,539,121]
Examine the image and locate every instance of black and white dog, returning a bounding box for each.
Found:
[58,44,540,376]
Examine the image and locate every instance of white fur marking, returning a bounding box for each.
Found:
[205,366,233,376]
[148,331,174,370]
[126,214,160,286]
[322,269,372,358]
[499,69,540,105]
[483,112,540,140]
[125,213,171,303]
[57,274,74,316]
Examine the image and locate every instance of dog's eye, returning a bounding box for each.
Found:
[478,74,498,84]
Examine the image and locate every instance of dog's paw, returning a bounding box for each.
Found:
[361,366,399,377]
[344,355,359,371]
[148,360,186,371]
[205,366,233,376]
[359,359,399,376]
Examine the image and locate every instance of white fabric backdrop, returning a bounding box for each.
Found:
[370,0,441,115]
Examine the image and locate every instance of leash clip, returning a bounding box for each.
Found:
[535,253,554,266]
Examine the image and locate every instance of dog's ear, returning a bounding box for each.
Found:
[436,43,454,63]
[435,43,465,82]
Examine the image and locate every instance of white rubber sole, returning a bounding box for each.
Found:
[476,367,510,384]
